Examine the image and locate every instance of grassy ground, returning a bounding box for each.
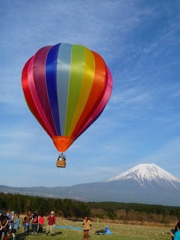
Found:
[14,218,171,240]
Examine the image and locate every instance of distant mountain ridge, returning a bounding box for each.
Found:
[0,163,180,206]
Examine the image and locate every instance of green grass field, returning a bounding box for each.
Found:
[15,218,172,240]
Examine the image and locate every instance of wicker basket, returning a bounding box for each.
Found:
[56,159,66,168]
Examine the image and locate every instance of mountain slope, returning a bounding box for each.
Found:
[105,163,180,188]
[0,163,180,206]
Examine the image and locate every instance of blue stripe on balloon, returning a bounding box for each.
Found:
[57,43,72,135]
[46,44,61,135]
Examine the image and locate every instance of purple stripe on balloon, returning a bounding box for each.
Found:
[33,46,57,135]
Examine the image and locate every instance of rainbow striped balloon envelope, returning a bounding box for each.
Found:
[22,43,113,153]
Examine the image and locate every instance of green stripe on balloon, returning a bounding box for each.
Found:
[65,45,85,135]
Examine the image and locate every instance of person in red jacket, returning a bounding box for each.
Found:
[38,214,44,233]
[46,211,56,235]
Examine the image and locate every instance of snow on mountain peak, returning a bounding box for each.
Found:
[105,163,180,186]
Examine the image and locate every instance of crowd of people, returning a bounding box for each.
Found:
[21,210,45,235]
[0,209,56,240]
[0,209,179,240]
[0,210,20,240]
[22,210,56,236]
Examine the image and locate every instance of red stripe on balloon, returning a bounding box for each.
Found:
[22,57,52,137]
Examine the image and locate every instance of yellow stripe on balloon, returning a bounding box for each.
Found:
[68,48,95,136]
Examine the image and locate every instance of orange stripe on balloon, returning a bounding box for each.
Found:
[72,51,107,138]
[75,67,113,139]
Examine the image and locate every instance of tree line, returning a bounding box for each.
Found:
[0,192,179,224]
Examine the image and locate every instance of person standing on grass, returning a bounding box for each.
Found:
[31,211,38,235]
[82,216,92,240]
[12,214,20,240]
[46,211,56,235]
[0,211,9,240]
[26,210,33,235]
[8,211,15,235]
[38,214,44,233]
[24,217,30,235]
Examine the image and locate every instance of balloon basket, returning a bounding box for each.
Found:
[56,153,66,168]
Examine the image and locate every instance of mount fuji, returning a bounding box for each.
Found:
[105,163,180,187]
[0,163,180,206]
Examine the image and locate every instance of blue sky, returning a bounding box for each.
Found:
[0,0,180,187]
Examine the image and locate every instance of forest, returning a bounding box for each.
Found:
[0,192,179,224]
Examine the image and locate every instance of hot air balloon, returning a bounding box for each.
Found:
[22,43,113,167]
